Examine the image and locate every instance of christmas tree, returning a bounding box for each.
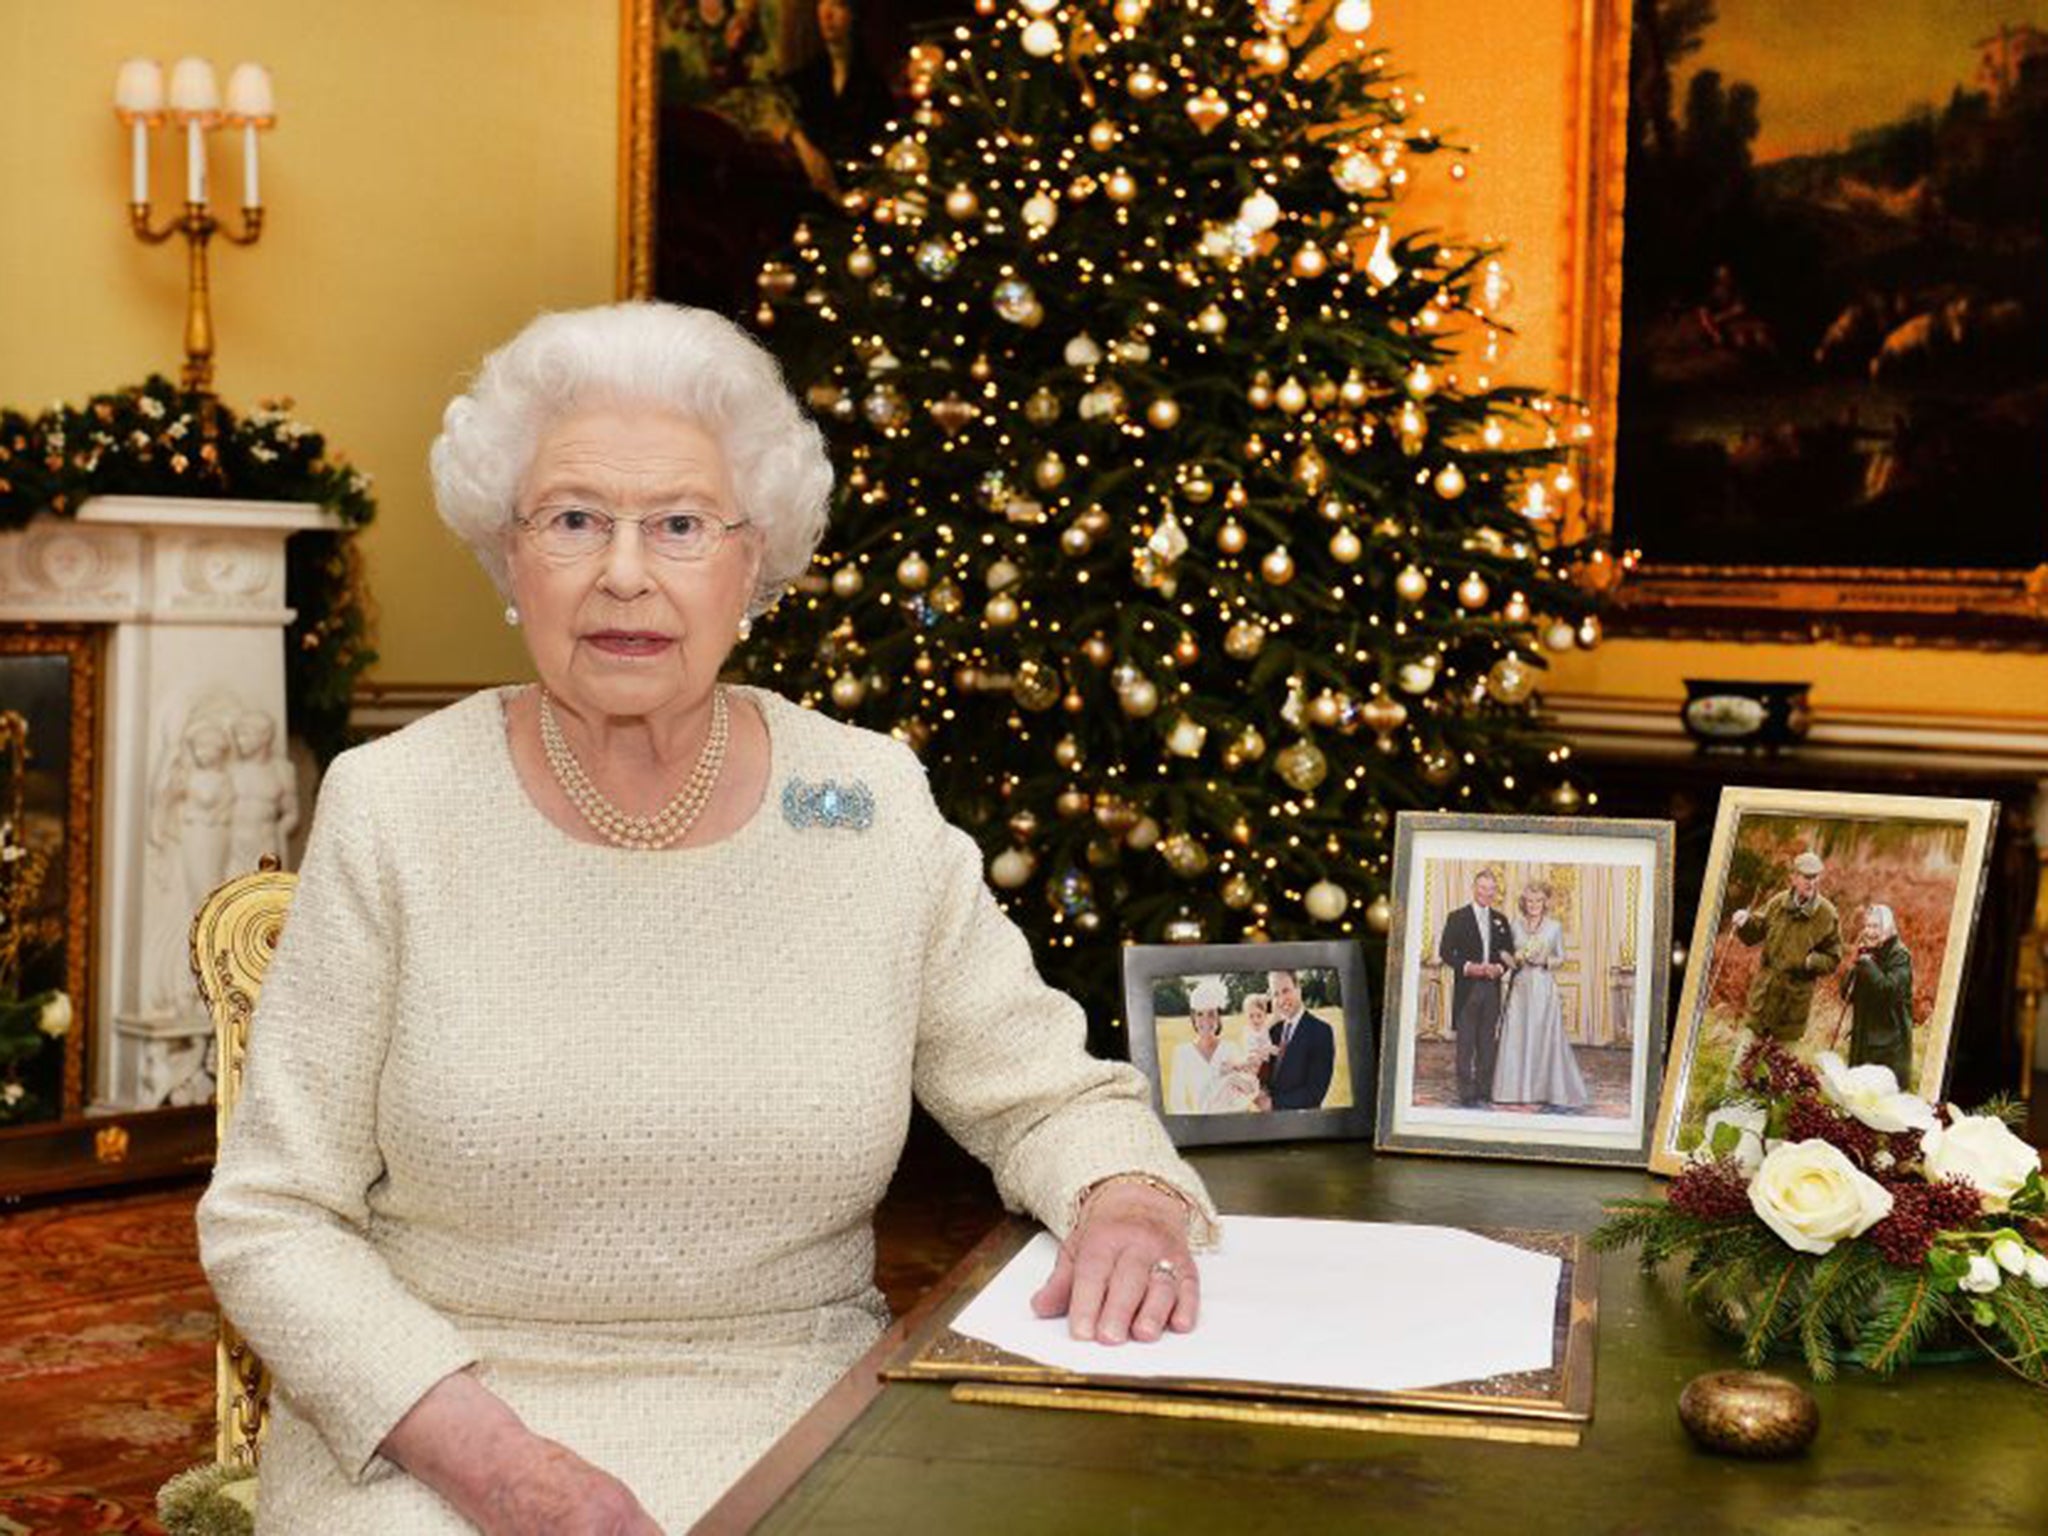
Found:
[745,0,1605,1040]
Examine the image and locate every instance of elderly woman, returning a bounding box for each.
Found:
[1840,902,1915,1089]
[196,303,1214,1534]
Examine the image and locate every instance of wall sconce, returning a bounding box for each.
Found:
[114,56,275,394]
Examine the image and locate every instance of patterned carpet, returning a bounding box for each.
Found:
[0,1124,1000,1534]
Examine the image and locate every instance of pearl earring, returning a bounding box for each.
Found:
[504,604,520,627]
[737,615,753,641]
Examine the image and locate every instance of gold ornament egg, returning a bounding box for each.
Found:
[1677,1372,1820,1460]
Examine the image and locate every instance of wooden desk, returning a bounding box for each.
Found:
[698,1146,2048,1534]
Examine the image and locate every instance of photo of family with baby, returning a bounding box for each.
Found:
[1151,966,1352,1118]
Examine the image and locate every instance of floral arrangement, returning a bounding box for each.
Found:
[1594,1038,2048,1385]
[0,376,376,762]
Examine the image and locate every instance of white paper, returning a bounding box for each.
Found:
[950,1215,1562,1393]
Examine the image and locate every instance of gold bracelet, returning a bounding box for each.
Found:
[1077,1171,1194,1221]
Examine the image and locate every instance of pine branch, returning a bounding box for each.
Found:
[1859,1269,1947,1375]
[1739,1250,1808,1365]
[1986,1281,2048,1382]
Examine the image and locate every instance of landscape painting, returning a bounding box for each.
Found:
[1613,2,2048,593]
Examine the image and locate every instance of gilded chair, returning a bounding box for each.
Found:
[188,856,298,1469]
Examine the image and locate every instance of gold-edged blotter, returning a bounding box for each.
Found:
[882,1219,1597,1446]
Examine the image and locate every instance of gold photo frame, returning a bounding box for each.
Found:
[1650,786,1997,1176]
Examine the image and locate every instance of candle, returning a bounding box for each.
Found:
[186,118,206,205]
[114,58,165,206]
[242,125,260,209]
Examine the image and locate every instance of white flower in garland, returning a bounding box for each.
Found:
[1814,1052,1936,1133]
[1922,1112,2041,1212]
[1747,1139,1894,1255]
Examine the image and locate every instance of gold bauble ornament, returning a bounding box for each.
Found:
[1079,505,1112,536]
[1330,526,1364,563]
[847,246,878,278]
[1012,660,1062,711]
[1457,572,1491,609]
[1217,519,1248,555]
[1261,546,1296,585]
[1360,695,1408,750]
[1397,657,1439,694]
[1127,64,1164,99]
[1544,619,1578,652]
[831,564,864,597]
[945,184,981,220]
[1503,592,1532,624]
[1053,734,1084,769]
[1024,386,1062,425]
[1164,714,1208,757]
[986,558,1022,591]
[1087,119,1121,152]
[1578,615,1604,649]
[896,552,932,589]
[1394,566,1429,602]
[1196,303,1228,337]
[1243,34,1290,72]
[1009,809,1041,840]
[1365,894,1393,933]
[1275,739,1329,792]
[1221,873,1257,909]
[1034,452,1067,490]
[1094,795,1141,834]
[970,353,994,382]
[1486,655,1537,704]
[1180,472,1214,503]
[1185,87,1231,134]
[1235,725,1266,760]
[1126,815,1161,852]
[1292,243,1329,279]
[1419,749,1458,786]
[1275,376,1309,415]
[1550,779,1586,813]
[1247,372,1275,411]
[1339,369,1369,407]
[1112,0,1148,27]
[1118,676,1161,717]
[1159,832,1211,878]
[1304,880,1349,921]
[985,593,1021,627]
[1293,447,1329,493]
[1146,397,1182,429]
[1434,463,1467,499]
[990,847,1037,889]
[1105,169,1139,204]
[830,672,868,709]
[1223,619,1267,659]
[1082,634,1114,667]
[1060,524,1094,557]
[1309,692,1342,729]
[929,579,964,615]
[1055,789,1093,819]
[1063,690,1085,713]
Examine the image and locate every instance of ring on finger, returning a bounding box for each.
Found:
[1149,1258,1180,1283]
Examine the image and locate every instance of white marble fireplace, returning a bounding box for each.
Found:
[0,495,338,1111]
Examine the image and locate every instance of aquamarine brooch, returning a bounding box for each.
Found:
[781,777,876,831]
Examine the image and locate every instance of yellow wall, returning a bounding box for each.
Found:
[0,0,615,686]
[10,0,2045,710]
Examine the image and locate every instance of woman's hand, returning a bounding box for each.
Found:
[381,1371,663,1535]
[1030,1178,1198,1345]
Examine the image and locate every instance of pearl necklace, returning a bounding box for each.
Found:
[538,687,730,851]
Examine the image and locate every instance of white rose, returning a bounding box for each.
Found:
[37,992,71,1038]
[1748,1139,1896,1255]
[1960,1253,2002,1295]
[1990,1234,2029,1276]
[2027,1252,2048,1290]
[1696,1104,1768,1177]
[1815,1051,1936,1133]
[1922,1113,2041,1211]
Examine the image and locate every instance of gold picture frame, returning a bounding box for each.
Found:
[1649,786,1997,1176]
[1569,0,2048,646]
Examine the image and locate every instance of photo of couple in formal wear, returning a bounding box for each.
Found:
[1379,814,1674,1166]
[1153,967,1351,1117]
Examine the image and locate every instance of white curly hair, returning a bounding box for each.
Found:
[429,302,834,616]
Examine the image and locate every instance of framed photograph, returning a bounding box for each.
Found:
[1376,813,1674,1167]
[1122,940,1373,1148]
[0,627,97,1129]
[1650,787,1997,1175]
[1569,0,2048,644]
[618,0,969,307]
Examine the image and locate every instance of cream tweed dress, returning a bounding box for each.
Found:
[197,686,1213,1533]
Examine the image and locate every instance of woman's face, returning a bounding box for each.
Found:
[506,405,761,727]
[818,0,854,46]
[1859,914,1886,948]
[1191,1009,1221,1040]
[1522,888,1547,920]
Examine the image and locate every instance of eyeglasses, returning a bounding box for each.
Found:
[515,506,753,565]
